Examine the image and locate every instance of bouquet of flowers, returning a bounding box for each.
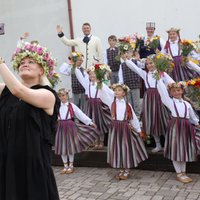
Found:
[68,51,82,74]
[90,64,111,89]
[152,52,175,79]
[180,39,196,62]
[147,36,160,51]
[186,78,200,108]
[129,33,144,51]
[117,37,133,54]
[48,72,60,88]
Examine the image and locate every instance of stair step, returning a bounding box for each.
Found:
[51,147,200,173]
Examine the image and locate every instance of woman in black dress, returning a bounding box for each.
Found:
[0,41,60,200]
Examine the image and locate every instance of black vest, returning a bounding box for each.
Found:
[71,68,85,94]
[106,48,121,72]
[139,39,162,58]
[121,60,141,89]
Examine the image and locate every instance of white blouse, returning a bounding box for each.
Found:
[59,102,93,125]
[125,60,174,88]
[157,80,199,125]
[75,68,100,98]
[98,83,141,133]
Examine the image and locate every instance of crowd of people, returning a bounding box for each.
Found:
[0,21,200,200]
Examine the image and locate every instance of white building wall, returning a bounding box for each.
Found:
[0,0,200,89]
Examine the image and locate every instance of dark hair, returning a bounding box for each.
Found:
[108,35,117,41]
[82,22,91,27]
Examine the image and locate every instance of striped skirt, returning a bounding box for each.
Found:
[164,117,198,162]
[107,120,148,169]
[172,56,200,82]
[195,127,200,153]
[85,98,112,135]
[55,119,100,155]
[142,88,170,137]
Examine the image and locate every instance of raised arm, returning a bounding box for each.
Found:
[75,68,89,90]
[125,59,146,80]
[59,63,71,76]
[187,60,200,73]
[0,83,5,96]
[98,83,114,108]
[0,61,55,115]
[72,103,93,125]
[157,79,172,109]
[162,72,175,85]
[56,25,78,46]
[118,64,124,84]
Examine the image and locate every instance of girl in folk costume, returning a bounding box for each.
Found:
[98,83,148,180]
[122,54,175,153]
[156,81,200,183]
[55,88,100,174]
[59,52,86,111]
[75,67,112,149]
[162,27,200,81]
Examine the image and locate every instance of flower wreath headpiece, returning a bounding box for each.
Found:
[167,81,186,90]
[57,88,71,96]
[111,83,130,93]
[12,42,59,87]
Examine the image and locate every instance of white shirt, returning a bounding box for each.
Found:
[59,102,93,125]
[161,40,200,73]
[98,83,141,133]
[75,68,100,98]
[60,35,104,68]
[161,39,179,56]
[157,80,199,125]
[125,59,175,88]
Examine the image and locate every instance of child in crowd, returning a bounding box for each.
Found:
[59,52,86,111]
[118,50,143,118]
[162,27,200,81]
[104,35,121,84]
[98,83,148,180]
[55,88,100,174]
[122,54,174,152]
[156,81,200,183]
[75,66,112,149]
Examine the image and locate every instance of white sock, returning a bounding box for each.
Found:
[180,162,186,173]
[61,155,68,164]
[68,154,74,163]
[172,161,182,174]
[154,135,161,148]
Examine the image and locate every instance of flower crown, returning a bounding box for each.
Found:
[12,42,59,87]
[57,88,70,96]
[68,51,83,63]
[168,82,186,90]
[111,83,130,93]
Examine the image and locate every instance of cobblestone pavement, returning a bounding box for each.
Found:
[53,167,200,200]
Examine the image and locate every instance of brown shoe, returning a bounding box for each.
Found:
[66,166,74,174]
[181,173,193,183]
[176,173,192,183]
[119,171,130,180]
[115,170,124,180]
[60,167,67,175]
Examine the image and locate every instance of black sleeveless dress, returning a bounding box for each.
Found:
[0,85,60,200]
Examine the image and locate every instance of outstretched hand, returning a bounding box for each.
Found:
[56,25,63,34]
[20,32,29,40]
